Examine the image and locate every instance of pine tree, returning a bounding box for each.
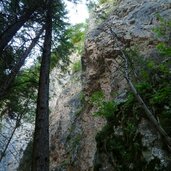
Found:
[31,0,52,170]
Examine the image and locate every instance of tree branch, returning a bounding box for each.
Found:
[0,113,22,162]
[107,27,171,147]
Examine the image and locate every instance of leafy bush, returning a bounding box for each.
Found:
[95,100,118,118]
[90,91,118,118]
[90,90,104,106]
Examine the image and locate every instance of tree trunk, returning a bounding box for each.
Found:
[0,26,44,99]
[0,8,35,53]
[31,1,52,170]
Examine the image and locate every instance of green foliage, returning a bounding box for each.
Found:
[153,15,171,56]
[133,52,171,123]
[67,23,87,54]
[90,90,105,105]
[150,87,171,105]
[0,64,39,122]
[50,52,60,70]
[99,0,116,5]
[153,15,171,39]
[90,91,118,118]
[51,25,75,70]
[94,100,118,118]
[94,96,146,170]
[94,91,168,170]
[136,82,152,94]
[0,0,76,123]
[72,60,81,73]
[156,42,171,56]
[50,22,87,71]
[0,47,22,83]
[124,18,171,135]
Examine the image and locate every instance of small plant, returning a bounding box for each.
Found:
[72,60,81,73]
[90,90,105,106]
[94,100,118,118]
[153,15,171,56]
[90,90,118,118]
[99,0,117,5]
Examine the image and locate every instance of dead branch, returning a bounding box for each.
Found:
[0,113,22,162]
[107,27,171,147]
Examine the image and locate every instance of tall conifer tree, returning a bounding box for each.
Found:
[31,0,52,170]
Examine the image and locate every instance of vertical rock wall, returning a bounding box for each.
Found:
[50,0,171,170]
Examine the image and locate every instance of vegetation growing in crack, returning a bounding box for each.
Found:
[72,60,82,73]
[98,0,118,6]
[90,90,118,118]
[87,0,119,25]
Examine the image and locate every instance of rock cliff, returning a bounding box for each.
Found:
[50,0,171,170]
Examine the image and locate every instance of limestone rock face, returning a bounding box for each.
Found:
[50,72,82,170]
[0,118,33,171]
[50,0,171,170]
[82,0,171,170]
[50,70,105,171]
[82,0,171,99]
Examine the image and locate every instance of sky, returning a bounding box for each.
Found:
[65,0,89,24]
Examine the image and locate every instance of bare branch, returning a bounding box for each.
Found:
[103,26,171,148]
[0,113,22,162]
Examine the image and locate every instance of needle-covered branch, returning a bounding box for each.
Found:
[0,26,44,99]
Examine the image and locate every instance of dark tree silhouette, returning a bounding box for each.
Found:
[0,26,44,99]
[31,0,52,170]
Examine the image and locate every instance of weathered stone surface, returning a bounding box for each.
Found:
[50,74,82,170]
[139,119,168,168]
[83,0,171,99]
[0,117,33,171]
[50,71,105,171]
[75,106,105,171]
[82,0,171,170]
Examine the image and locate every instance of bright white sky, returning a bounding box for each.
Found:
[65,0,89,24]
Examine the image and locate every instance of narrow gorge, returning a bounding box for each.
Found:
[0,0,171,171]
